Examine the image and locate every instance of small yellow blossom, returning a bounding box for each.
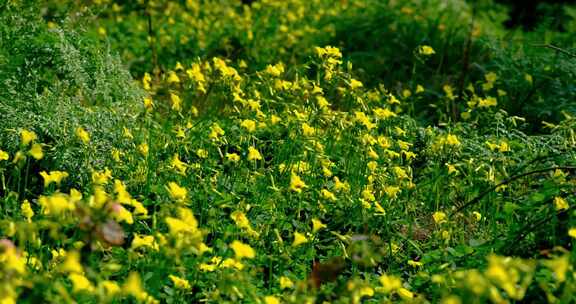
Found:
[292,231,308,247]
[0,149,9,161]
[230,240,256,259]
[554,196,569,211]
[264,296,280,304]
[170,93,182,112]
[568,227,576,239]
[226,153,240,162]
[418,45,435,56]
[312,218,327,233]
[29,143,44,160]
[21,200,34,222]
[40,171,69,187]
[241,119,257,133]
[445,134,461,146]
[279,276,294,289]
[75,127,90,144]
[247,146,262,161]
[21,129,37,146]
[166,182,188,201]
[169,275,191,289]
[69,273,95,293]
[131,234,158,251]
[290,173,307,193]
[433,211,447,224]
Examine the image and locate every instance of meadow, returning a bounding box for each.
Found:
[0,0,575,303]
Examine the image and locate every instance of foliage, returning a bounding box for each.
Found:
[0,0,575,303]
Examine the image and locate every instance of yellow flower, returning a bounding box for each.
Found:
[478,97,497,108]
[196,149,208,158]
[543,255,569,283]
[312,218,327,233]
[167,71,180,84]
[142,73,152,91]
[398,288,414,299]
[92,168,112,185]
[21,200,34,222]
[264,63,284,77]
[433,211,447,224]
[170,93,182,112]
[445,134,461,146]
[349,78,363,90]
[416,85,425,93]
[568,227,576,239]
[0,149,9,161]
[379,274,402,293]
[226,153,240,162]
[301,123,315,136]
[166,182,187,201]
[75,127,90,144]
[472,211,482,221]
[39,171,69,187]
[231,211,259,238]
[554,196,569,211]
[289,173,307,193]
[131,234,158,251]
[279,276,294,289]
[143,97,154,110]
[264,296,280,304]
[100,280,121,297]
[38,193,75,215]
[123,272,149,301]
[138,143,149,157]
[169,275,191,289]
[320,189,336,201]
[292,231,308,247]
[240,119,257,132]
[113,205,134,224]
[21,129,37,145]
[29,143,43,160]
[384,185,401,199]
[230,240,256,259]
[170,154,187,175]
[373,107,396,119]
[418,45,435,56]
[61,251,83,273]
[69,273,94,293]
[247,146,262,161]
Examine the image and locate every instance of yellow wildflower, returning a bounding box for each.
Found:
[39,171,69,187]
[61,251,83,273]
[241,119,257,132]
[170,93,182,112]
[75,127,90,144]
[312,218,327,233]
[292,231,308,247]
[38,193,74,215]
[279,276,294,289]
[349,78,363,89]
[290,173,307,193]
[166,182,187,201]
[0,149,9,161]
[247,146,263,161]
[230,240,255,259]
[320,189,336,201]
[69,273,95,293]
[554,196,569,211]
[21,129,37,145]
[264,296,280,304]
[379,274,402,293]
[29,143,43,160]
[568,227,576,239]
[226,153,240,162]
[21,200,34,222]
[131,234,158,251]
[433,211,447,224]
[445,134,461,146]
[167,71,180,84]
[169,275,191,289]
[418,45,435,56]
[100,280,121,297]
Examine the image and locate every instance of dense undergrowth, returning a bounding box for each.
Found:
[0,0,575,303]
